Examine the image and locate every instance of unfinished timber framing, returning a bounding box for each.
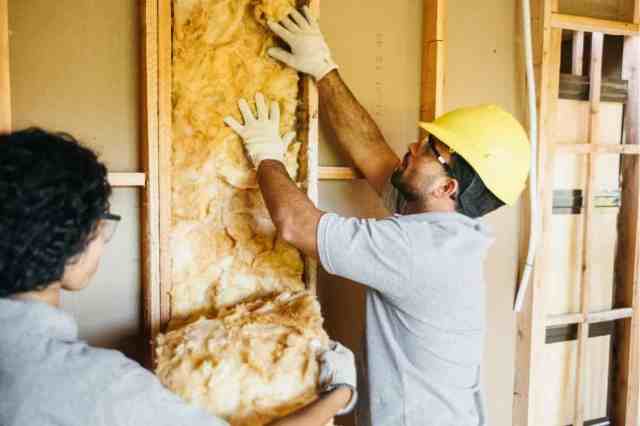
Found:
[0,0,9,133]
[514,1,640,425]
[143,0,321,366]
[420,0,446,126]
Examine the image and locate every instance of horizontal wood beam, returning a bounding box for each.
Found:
[546,308,634,327]
[319,166,362,180]
[555,143,640,154]
[1,0,11,133]
[551,13,640,36]
[107,172,146,187]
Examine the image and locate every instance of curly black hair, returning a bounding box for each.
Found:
[0,128,111,297]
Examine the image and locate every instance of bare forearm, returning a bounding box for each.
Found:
[257,160,323,257]
[318,70,399,194]
[267,387,352,426]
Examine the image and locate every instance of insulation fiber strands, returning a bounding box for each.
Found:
[156,1,330,424]
[170,0,304,322]
[157,292,330,425]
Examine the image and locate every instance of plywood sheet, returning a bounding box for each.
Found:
[535,336,611,425]
[547,99,624,315]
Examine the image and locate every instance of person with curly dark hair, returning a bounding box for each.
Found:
[0,129,357,426]
[0,128,228,425]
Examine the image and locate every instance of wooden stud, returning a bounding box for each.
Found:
[319,166,361,180]
[573,31,603,426]
[546,308,634,327]
[0,0,10,133]
[555,143,640,154]
[108,172,146,187]
[547,313,584,327]
[157,0,172,332]
[513,1,562,425]
[140,0,161,369]
[571,31,584,76]
[588,308,634,324]
[551,13,640,36]
[420,0,446,130]
[611,34,640,426]
[298,0,320,296]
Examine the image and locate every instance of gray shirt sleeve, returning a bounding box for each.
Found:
[317,213,414,299]
[95,355,228,426]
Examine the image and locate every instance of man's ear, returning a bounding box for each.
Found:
[435,177,458,200]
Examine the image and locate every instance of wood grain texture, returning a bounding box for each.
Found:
[571,31,584,76]
[612,34,640,426]
[140,0,161,369]
[573,31,603,426]
[157,0,172,332]
[420,0,445,127]
[546,309,633,327]
[0,0,10,133]
[551,12,640,35]
[318,166,361,180]
[298,0,320,296]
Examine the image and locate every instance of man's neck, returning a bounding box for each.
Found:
[403,199,456,215]
[11,283,62,308]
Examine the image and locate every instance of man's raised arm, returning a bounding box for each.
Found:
[267,7,399,195]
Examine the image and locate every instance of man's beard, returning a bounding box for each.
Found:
[390,168,420,202]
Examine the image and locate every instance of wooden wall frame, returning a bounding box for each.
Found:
[514,1,640,425]
[142,0,321,366]
[1,0,10,133]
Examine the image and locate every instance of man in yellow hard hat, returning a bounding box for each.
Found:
[225,6,530,426]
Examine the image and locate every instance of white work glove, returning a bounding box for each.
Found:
[317,340,358,416]
[267,6,338,81]
[223,93,295,167]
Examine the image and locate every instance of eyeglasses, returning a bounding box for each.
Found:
[100,213,121,243]
[427,138,453,176]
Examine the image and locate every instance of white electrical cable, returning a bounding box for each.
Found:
[514,0,539,312]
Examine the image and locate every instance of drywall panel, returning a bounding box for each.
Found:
[8,0,143,362]
[319,0,422,167]
[8,0,139,172]
[446,1,523,426]
[61,189,142,360]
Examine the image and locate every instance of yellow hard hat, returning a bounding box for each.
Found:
[419,105,530,205]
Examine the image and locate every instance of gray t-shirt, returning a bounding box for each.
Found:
[0,298,227,426]
[317,182,494,426]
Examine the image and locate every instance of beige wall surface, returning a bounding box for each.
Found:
[8,0,140,172]
[8,0,143,361]
[9,0,525,424]
[446,2,523,426]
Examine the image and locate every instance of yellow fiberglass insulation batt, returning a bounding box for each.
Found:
[156,1,331,425]
[170,0,304,320]
[157,292,330,425]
